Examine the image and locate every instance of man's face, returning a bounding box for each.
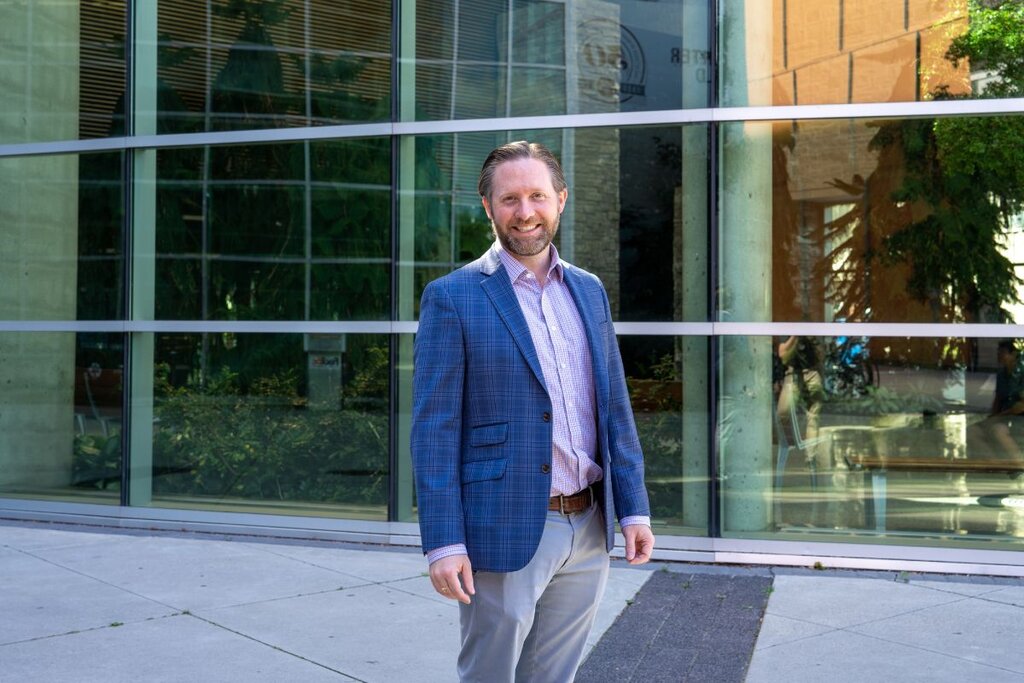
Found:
[481,157,568,261]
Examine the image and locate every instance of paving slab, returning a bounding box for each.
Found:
[908,577,1012,597]
[196,582,461,683]
[0,524,118,552]
[0,550,173,645]
[745,628,1024,683]
[752,612,834,650]
[0,613,352,683]
[977,584,1024,607]
[30,535,366,611]
[238,541,428,584]
[849,596,1024,674]
[765,574,964,629]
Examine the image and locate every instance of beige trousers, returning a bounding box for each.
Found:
[457,504,610,683]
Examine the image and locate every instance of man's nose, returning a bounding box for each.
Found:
[515,199,534,220]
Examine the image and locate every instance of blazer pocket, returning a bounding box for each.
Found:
[461,457,507,484]
[469,422,509,447]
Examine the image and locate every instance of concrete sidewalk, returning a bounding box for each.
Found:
[1,521,1023,681]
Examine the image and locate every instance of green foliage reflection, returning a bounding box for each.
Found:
[151,349,389,509]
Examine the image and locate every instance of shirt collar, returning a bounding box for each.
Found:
[493,241,563,284]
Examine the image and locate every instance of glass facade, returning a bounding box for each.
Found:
[3,0,1024,568]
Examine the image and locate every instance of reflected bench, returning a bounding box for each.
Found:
[845,454,1024,532]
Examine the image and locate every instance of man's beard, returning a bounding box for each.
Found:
[494,215,559,258]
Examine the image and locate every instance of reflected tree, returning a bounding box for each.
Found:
[824,0,1024,333]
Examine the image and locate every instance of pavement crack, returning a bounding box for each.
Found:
[835,624,1024,676]
[7,546,184,612]
[183,611,369,682]
[0,611,183,648]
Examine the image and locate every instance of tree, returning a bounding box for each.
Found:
[824,0,1024,330]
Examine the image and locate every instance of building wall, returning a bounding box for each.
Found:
[2,0,1024,570]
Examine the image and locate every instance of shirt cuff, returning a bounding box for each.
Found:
[426,543,469,565]
[619,515,651,528]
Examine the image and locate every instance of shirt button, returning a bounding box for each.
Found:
[541,464,551,474]
[542,412,551,422]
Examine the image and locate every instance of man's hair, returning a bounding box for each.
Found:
[477,140,567,199]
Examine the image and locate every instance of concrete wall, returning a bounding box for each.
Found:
[0,2,80,489]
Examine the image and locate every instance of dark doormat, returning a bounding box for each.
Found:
[576,570,773,683]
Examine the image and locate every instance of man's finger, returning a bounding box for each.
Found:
[460,561,476,597]
[624,531,637,561]
[445,568,472,604]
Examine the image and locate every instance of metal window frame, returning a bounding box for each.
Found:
[5,96,1024,159]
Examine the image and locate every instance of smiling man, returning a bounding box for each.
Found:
[411,140,654,682]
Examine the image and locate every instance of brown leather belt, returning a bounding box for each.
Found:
[549,486,594,514]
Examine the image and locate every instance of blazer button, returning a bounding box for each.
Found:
[542,412,551,422]
[541,464,551,474]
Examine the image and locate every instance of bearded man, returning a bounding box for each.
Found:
[411,140,655,682]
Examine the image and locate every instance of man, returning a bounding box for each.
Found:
[411,140,654,682]
[985,340,1024,461]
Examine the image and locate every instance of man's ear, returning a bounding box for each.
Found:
[557,188,568,214]
[481,195,493,220]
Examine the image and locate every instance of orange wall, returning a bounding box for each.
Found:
[775,0,970,104]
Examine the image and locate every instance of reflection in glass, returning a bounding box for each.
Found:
[155,1,390,132]
[0,153,124,321]
[1,2,127,143]
[719,0,1024,107]
[722,335,1024,547]
[408,0,710,120]
[0,333,122,504]
[404,125,708,322]
[622,336,708,535]
[721,114,1024,324]
[148,333,388,519]
[155,141,391,321]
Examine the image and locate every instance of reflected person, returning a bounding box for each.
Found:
[411,141,655,682]
[776,336,826,461]
[776,336,832,524]
[971,340,1024,461]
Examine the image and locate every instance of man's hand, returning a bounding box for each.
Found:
[429,554,475,604]
[623,525,655,565]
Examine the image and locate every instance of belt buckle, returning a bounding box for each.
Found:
[558,494,567,515]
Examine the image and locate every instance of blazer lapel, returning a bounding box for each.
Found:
[479,250,548,392]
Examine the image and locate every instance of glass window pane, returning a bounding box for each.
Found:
[156,1,391,133]
[0,152,124,321]
[145,332,388,519]
[400,125,709,322]
[406,0,711,120]
[720,0,1021,107]
[0,332,123,504]
[622,335,709,536]
[1,2,127,143]
[721,334,1024,550]
[155,141,391,321]
[720,115,1024,324]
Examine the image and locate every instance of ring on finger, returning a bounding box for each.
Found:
[440,586,450,593]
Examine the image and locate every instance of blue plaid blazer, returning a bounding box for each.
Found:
[411,247,651,573]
